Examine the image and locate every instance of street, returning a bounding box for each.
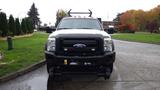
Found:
[0,40,160,90]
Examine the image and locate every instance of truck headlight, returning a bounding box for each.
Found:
[104,38,112,52]
[47,38,56,51]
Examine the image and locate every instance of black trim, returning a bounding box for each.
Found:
[45,51,115,59]
[55,37,103,56]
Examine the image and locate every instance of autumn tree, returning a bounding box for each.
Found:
[55,9,68,27]
[113,13,123,24]
[115,4,160,33]
[117,10,137,33]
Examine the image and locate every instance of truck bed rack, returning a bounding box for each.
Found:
[68,9,92,17]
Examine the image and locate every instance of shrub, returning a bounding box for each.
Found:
[8,15,16,36]
[0,12,8,37]
[118,24,135,33]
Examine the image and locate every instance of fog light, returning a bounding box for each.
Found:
[91,48,95,51]
[64,59,68,65]
[64,48,68,51]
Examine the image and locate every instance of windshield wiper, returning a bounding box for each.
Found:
[80,28,95,29]
[57,28,72,30]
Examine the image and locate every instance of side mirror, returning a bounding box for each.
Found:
[97,18,102,23]
[104,28,108,32]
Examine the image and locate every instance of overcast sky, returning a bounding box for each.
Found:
[0,0,160,25]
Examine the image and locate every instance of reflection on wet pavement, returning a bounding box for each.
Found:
[46,74,156,90]
[0,40,160,90]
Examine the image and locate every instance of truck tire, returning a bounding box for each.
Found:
[109,63,113,73]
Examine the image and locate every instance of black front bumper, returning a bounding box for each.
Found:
[45,51,115,77]
[45,51,115,66]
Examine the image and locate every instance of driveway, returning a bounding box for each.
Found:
[0,40,160,90]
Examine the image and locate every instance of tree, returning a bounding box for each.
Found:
[113,13,124,24]
[21,18,27,34]
[55,9,68,27]
[0,12,8,37]
[26,18,34,33]
[8,15,16,36]
[117,10,137,33]
[134,10,146,31]
[146,20,158,33]
[15,18,21,35]
[27,3,40,28]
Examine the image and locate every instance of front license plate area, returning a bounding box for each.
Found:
[69,60,92,66]
[70,62,78,65]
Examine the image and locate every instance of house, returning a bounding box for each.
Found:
[102,21,118,29]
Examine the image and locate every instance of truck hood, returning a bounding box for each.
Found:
[49,29,111,38]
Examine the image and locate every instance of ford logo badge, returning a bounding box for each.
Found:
[73,44,86,48]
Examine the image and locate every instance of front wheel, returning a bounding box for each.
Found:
[102,63,113,80]
[46,64,50,73]
[46,62,53,74]
[109,63,113,73]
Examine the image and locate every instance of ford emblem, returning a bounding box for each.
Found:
[73,43,86,48]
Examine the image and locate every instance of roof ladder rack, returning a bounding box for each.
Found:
[68,9,92,17]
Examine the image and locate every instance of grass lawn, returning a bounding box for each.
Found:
[112,32,160,45]
[0,32,49,77]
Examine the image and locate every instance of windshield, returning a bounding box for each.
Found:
[57,18,102,30]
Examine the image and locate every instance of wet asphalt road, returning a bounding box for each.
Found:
[0,40,160,90]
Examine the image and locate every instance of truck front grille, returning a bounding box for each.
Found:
[56,38,103,56]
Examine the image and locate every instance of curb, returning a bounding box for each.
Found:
[0,60,46,83]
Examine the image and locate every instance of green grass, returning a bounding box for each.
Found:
[0,32,49,77]
[112,32,160,45]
